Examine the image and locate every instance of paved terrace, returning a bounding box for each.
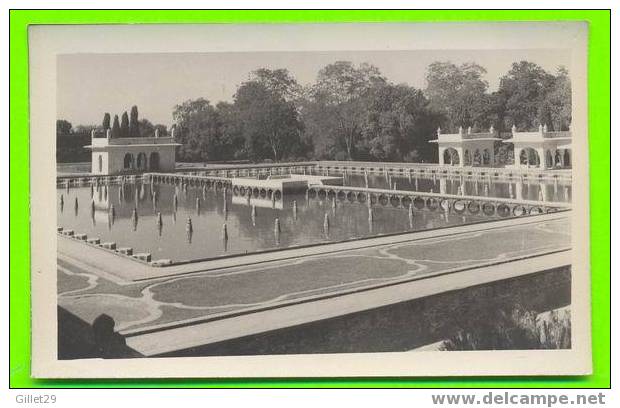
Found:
[180,160,572,182]
[58,212,570,356]
[58,170,571,216]
[57,160,572,186]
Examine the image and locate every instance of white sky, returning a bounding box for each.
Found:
[57,49,570,127]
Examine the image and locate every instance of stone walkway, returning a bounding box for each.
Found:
[58,213,571,343]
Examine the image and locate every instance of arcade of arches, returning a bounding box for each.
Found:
[440,147,494,167]
[515,147,571,169]
[123,152,162,171]
[440,145,571,169]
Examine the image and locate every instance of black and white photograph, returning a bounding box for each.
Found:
[28,21,591,377]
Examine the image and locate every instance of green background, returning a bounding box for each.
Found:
[9,10,610,388]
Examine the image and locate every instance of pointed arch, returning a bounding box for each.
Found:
[482,149,491,165]
[123,153,134,169]
[520,148,540,167]
[463,149,471,166]
[443,148,460,166]
[149,152,161,171]
[136,152,148,171]
[546,150,553,168]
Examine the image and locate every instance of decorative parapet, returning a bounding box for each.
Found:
[508,124,571,141]
[431,126,499,143]
[88,127,178,148]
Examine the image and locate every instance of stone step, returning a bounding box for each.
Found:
[133,253,152,262]
[118,247,133,256]
[101,242,116,250]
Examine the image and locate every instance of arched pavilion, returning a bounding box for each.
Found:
[86,128,180,175]
[429,126,500,167]
[504,124,572,169]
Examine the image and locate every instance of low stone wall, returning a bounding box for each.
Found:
[58,266,570,359]
[160,266,571,357]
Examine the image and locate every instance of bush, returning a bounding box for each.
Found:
[57,132,91,163]
[333,151,348,161]
[439,306,571,350]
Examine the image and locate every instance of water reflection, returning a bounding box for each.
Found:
[57,172,570,262]
[222,223,228,252]
[341,172,571,203]
[186,217,193,244]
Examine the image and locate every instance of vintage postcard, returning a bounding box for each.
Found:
[29,21,591,377]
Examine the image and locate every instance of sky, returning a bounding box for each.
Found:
[57,49,570,127]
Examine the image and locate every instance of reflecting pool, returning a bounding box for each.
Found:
[57,179,517,263]
[323,171,572,204]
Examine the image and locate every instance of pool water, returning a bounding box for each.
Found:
[56,176,543,263]
[333,172,571,203]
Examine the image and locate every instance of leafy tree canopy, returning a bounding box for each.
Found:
[425,61,489,132]
[56,119,73,135]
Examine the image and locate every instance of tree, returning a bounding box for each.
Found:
[233,80,304,162]
[249,68,302,101]
[424,61,489,132]
[498,61,556,130]
[74,125,97,134]
[129,105,140,137]
[183,102,222,161]
[138,119,168,138]
[473,92,507,132]
[102,113,111,130]
[242,68,309,160]
[544,67,572,131]
[56,119,72,136]
[173,98,221,161]
[155,124,168,137]
[111,115,121,138]
[216,101,248,160]
[56,120,92,163]
[172,98,246,162]
[120,111,130,138]
[362,83,439,162]
[297,93,338,159]
[308,61,386,160]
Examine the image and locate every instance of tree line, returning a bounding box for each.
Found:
[172,60,571,163]
[57,105,168,140]
[57,59,571,164]
[56,106,169,162]
[98,105,169,139]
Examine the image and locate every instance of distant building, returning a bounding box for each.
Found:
[86,128,180,175]
[429,126,500,167]
[430,124,572,169]
[504,124,572,169]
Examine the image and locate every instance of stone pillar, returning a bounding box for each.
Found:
[438,147,445,165]
[489,142,496,167]
[561,149,567,168]
[513,146,522,168]
[516,180,523,200]
[536,147,545,169]
[456,147,464,168]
